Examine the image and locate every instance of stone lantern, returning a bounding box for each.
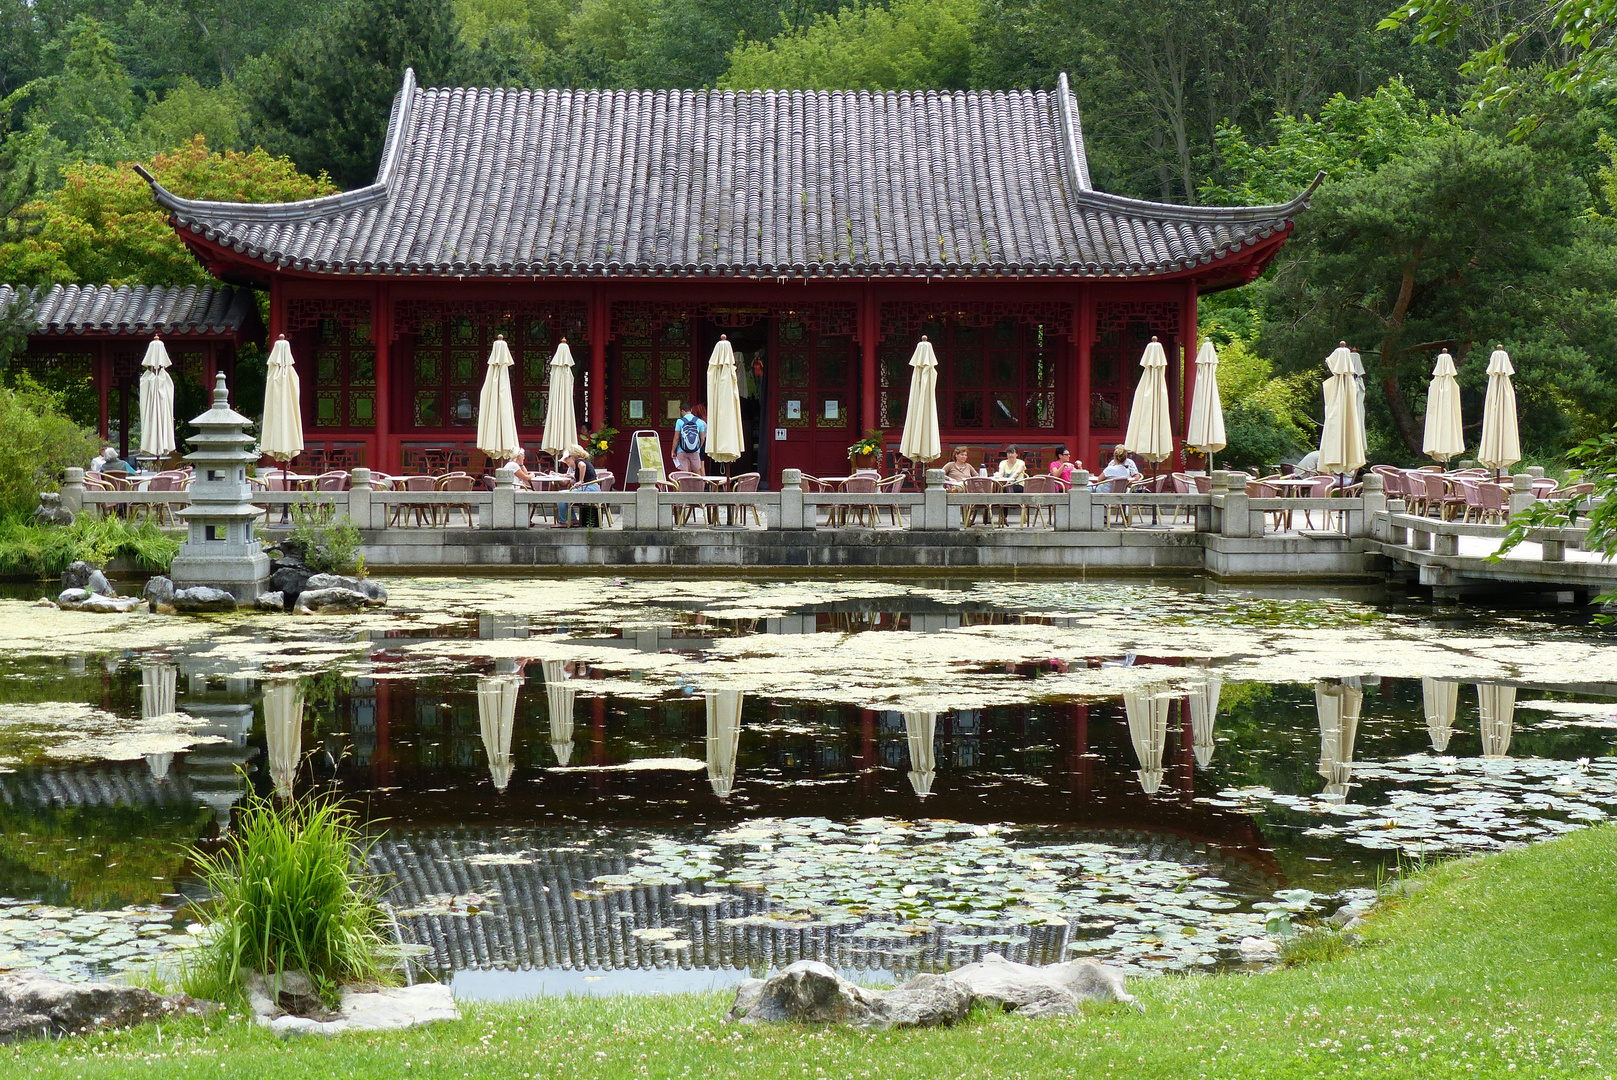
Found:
[169,373,270,602]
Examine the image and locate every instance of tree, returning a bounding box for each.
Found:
[134,76,246,154]
[0,136,335,288]
[242,0,471,188]
[721,0,979,90]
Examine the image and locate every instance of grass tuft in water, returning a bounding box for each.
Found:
[1278,927,1355,966]
[185,792,392,1004]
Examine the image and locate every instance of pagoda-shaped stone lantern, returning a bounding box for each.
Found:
[169,373,269,602]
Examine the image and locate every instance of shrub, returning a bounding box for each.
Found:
[186,792,392,1003]
[284,497,366,576]
[0,514,178,578]
[0,377,99,518]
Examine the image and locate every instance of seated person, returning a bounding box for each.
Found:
[504,448,536,489]
[1295,449,1321,476]
[555,445,601,528]
[942,446,976,488]
[1101,446,1142,492]
[994,445,1028,492]
[1048,446,1080,490]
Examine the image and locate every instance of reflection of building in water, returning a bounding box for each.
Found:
[1422,678,1458,753]
[349,678,377,767]
[903,711,937,798]
[140,663,179,782]
[1477,683,1517,759]
[476,675,522,793]
[705,690,743,799]
[542,660,576,766]
[1125,691,1171,795]
[952,710,981,767]
[0,761,198,810]
[263,680,304,800]
[1314,678,1364,802]
[184,699,255,828]
[1188,675,1220,767]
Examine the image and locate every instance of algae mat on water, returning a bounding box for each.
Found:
[9,824,1617,1079]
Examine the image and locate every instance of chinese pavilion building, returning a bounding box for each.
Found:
[141,70,1311,483]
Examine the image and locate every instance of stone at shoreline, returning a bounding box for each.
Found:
[143,575,175,613]
[256,591,286,612]
[171,586,238,613]
[33,492,73,527]
[1238,937,1280,961]
[304,574,387,604]
[244,971,458,1037]
[268,564,311,608]
[0,970,209,1044]
[60,561,93,591]
[85,569,114,597]
[294,587,370,614]
[728,960,973,1029]
[56,588,140,613]
[947,953,1137,1017]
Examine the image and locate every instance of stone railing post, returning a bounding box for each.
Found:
[1542,532,1567,562]
[1385,499,1408,545]
[1526,465,1545,479]
[1510,473,1535,517]
[1411,520,1432,550]
[1219,471,1252,538]
[1357,472,1384,540]
[779,469,805,530]
[1065,470,1093,532]
[491,466,517,529]
[349,467,374,530]
[1193,476,1213,533]
[61,467,85,517]
[636,468,663,530]
[920,469,947,530]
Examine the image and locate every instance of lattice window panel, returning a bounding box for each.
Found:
[610,302,856,341]
[1092,301,1182,432]
[878,301,1074,345]
[879,316,1059,431]
[286,298,372,333]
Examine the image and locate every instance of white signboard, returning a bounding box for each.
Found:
[786,400,802,419]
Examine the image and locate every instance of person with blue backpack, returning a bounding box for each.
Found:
[672,401,707,474]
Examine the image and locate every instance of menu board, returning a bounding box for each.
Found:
[626,429,666,487]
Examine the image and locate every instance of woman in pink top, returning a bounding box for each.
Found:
[1048,446,1080,490]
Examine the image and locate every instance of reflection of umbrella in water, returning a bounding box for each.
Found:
[1124,690,1171,795]
[263,680,305,800]
[1315,678,1364,802]
[1422,677,1458,753]
[541,660,576,766]
[705,690,743,799]
[141,662,178,781]
[1477,682,1517,759]
[477,674,522,793]
[903,710,938,798]
[1187,675,1221,768]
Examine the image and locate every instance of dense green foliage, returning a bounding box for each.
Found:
[284,499,367,577]
[11,824,1617,1076]
[187,793,392,1003]
[0,377,96,517]
[0,515,179,578]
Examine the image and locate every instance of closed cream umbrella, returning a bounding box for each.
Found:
[138,336,177,462]
[141,662,177,782]
[260,336,304,465]
[476,336,520,464]
[1315,678,1364,803]
[541,659,576,766]
[1422,352,1465,464]
[897,337,941,465]
[1188,673,1221,768]
[1184,339,1225,470]
[1478,346,1520,477]
[1124,690,1171,795]
[1319,342,1367,480]
[1123,338,1174,466]
[705,689,743,799]
[477,674,522,793]
[903,710,938,798]
[705,335,745,467]
[1422,677,1459,753]
[1477,682,1517,759]
[263,680,304,800]
[539,341,577,459]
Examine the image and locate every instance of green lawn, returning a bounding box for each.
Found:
[12,826,1617,1079]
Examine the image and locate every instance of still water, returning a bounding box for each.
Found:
[0,575,1613,998]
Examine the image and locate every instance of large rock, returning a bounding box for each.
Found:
[268,564,312,608]
[256,591,286,612]
[60,561,94,591]
[947,953,1136,1017]
[142,575,175,613]
[56,589,140,614]
[728,960,973,1029]
[0,970,208,1044]
[244,971,458,1037]
[293,587,370,614]
[33,493,73,527]
[85,569,114,597]
[171,586,238,613]
[304,574,387,604]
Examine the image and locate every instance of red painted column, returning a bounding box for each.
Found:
[96,343,110,440]
[590,286,608,433]
[373,677,393,785]
[1071,703,1092,803]
[1181,278,1198,469]
[1075,290,1093,469]
[860,284,878,434]
[202,342,218,392]
[858,707,876,799]
[373,284,392,470]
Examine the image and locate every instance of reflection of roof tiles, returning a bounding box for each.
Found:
[0,764,194,808]
[0,283,256,337]
[140,70,1315,281]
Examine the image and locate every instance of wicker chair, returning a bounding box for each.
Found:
[1020,474,1057,527]
[438,473,476,527]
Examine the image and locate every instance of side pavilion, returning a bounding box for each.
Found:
[140,70,1313,482]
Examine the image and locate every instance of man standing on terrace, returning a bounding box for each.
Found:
[673,402,707,475]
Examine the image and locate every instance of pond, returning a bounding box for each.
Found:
[0,575,1613,999]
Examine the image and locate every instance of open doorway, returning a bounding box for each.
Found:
[698,321,768,482]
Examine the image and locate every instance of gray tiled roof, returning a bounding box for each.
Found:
[1,283,257,336]
[141,71,1316,280]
